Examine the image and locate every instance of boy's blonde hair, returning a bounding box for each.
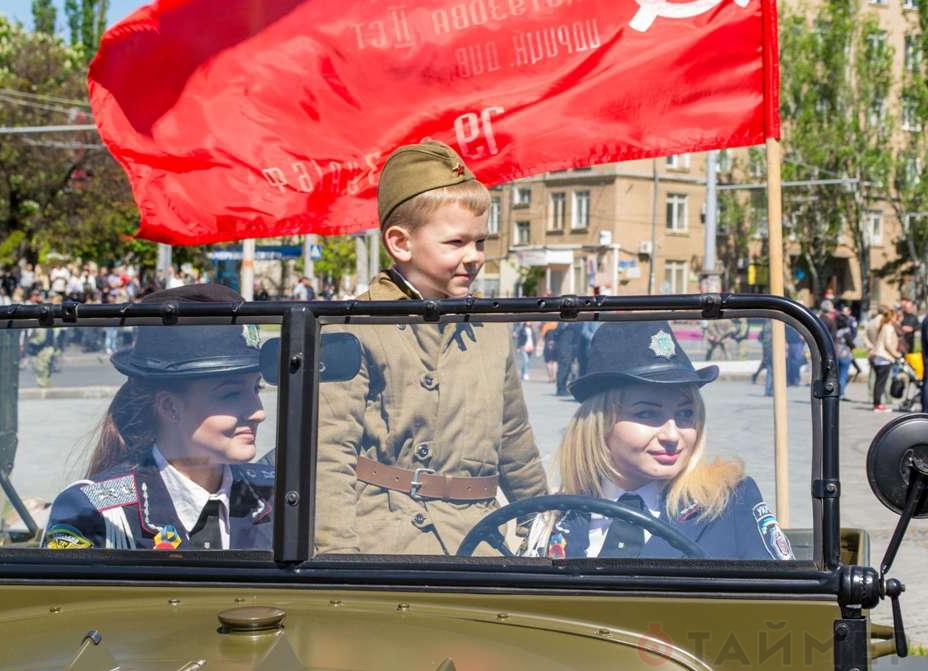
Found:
[558,385,744,520]
[381,179,491,234]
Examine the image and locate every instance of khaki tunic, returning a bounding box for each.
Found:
[315,271,548,555]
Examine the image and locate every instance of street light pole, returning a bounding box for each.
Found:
[701,150,721,292]
[648,158,659,294]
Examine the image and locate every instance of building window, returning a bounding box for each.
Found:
[750,191,768,239]
[904,0,918,10]
[666,154,691,170]
[748,147,765,178]
[663,260,689,294]
[515,220,531,245]
[867,211,883,245]
[869,0,887,5]
[571,190,590,230]
[905,157,923,185]
[548,192,566,231]
[665,193,688,232]
[718,149,732,173]
[868,98,886,128]
[904,34,922,71]
[866,31,888,58]
[903,99,921,132]
[513,187,531,207]
[487,197,500,235]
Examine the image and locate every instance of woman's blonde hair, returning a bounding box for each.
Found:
[381,179,490,233]
[558,384,744,520]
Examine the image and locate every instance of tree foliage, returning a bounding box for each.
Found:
[0,16,158,270]
[64,0,108,62]
[30,0,57,36]
[887,0,928,304]
[779,0,895,314]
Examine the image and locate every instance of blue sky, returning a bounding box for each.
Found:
[2,0,144,31]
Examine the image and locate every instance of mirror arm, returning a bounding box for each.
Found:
[879,466,928,577]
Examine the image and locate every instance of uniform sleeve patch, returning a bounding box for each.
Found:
[44,524,93,549]
[80,475,138,511]
[753,502,794,560]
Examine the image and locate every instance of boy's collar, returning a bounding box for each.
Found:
[386,266,424,300]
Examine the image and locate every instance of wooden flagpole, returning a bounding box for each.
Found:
[766,138,789,527]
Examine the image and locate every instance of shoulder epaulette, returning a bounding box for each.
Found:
[80,474,138,511]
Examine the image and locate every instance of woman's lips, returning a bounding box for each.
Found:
[651,452,680,465]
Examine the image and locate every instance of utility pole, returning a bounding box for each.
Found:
[647,158,659,294]
[700,151,721,292]
[355,234,369,294]
[156,243,172,284]
[241,239,255,300]
[302,235,317,291]
[368,229,380,282]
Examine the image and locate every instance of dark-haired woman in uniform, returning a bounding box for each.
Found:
[42,284,274,551]
[525,321,793,561]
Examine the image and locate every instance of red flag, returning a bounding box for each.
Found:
[89,0,780,245]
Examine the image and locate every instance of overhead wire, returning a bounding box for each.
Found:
[0,87,91,108]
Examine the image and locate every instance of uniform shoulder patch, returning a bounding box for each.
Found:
[44,523,93,549]
[752,502,793,560]
[80,474,138,512]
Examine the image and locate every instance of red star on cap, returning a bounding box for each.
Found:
[452,163,465,176]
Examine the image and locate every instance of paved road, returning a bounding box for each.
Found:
[6,353,928,646]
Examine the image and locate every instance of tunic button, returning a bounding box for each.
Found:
[397,324,407,331]
[413,513,426,526]
[420,373,438,391]
[415,443,431,461]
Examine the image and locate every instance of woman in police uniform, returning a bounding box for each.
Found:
[525,321,793,561]
[42,285,274,551]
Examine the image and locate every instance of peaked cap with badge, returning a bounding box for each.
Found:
[111,284,262,380]
[377,140,475,226]
[569,321,719,402]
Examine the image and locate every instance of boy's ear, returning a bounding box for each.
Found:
[382,224,413,263]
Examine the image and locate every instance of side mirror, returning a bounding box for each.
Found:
[867,413,928,520]
[259,332,362,385]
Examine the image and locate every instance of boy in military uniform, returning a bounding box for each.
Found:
[316,140,548,555]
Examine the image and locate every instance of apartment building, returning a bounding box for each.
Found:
[479,0,920,307]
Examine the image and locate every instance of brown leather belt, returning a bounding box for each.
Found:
[356,456,498,501]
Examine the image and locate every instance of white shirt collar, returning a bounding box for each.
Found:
[586,480,664,557]
[153,446,232,548]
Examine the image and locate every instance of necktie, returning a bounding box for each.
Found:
[600,493,646,558]
[189,500,223,550]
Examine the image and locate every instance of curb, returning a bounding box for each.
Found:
[19,386,119,401]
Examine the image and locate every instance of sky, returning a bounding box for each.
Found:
[2,0,144,32]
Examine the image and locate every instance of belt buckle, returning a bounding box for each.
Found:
[409,467,436,501]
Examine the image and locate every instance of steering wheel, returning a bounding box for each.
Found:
[456,494,706,558]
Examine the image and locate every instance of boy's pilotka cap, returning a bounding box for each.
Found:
[377,140,475,226]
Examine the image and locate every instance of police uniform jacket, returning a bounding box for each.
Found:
[315,270,548,555]
[525,477,793,561]
[43,451,274,550]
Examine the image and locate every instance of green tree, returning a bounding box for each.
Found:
[64,0,108,61]
[314,235,357,289]
[31,0,57,36]
[780,0,895,315]
[887,0,928,306]
[0,17,161,274]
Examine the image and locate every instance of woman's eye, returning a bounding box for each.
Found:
[634,410,657,421]
[676,409,696,425]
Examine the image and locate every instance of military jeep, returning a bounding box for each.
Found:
[0,293,921,671]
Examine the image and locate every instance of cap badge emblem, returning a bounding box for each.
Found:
[649,330,676,359]
[452,162,465,176]
[242,324,261,348]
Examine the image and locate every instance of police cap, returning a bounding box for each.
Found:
[111,284,261,380]
[569,321,718,402]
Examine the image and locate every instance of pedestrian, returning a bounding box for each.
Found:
[523,321,792,560]
[752,320,772,386]
[540,321,559,383]
[42,284,274,550]
[869,307,901,412]
[899,298,919,355]
[786,326,805,387]
[314,140,548,555]
[513,321,534,380]
[704,319,733,361]
[921,309,928,414]
[835,313,856,400]
[554,322,583,396]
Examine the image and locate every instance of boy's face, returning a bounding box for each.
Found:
[391,202,488,298]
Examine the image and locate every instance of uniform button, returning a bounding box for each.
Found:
[412,513,427,526]
[397,324,407,331]
[415,443,431,460]
[420,373,438,391]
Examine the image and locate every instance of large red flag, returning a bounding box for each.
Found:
[89,0,779,245]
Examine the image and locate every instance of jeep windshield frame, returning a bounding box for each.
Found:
[0,293,841,598]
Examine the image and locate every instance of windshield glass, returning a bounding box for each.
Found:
[312,314,814,562]
[0,323,279,552]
